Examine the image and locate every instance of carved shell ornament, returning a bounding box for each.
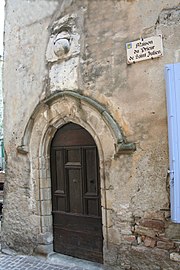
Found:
[53,31,71,57]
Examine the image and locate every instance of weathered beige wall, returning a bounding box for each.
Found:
[2,0,180,268]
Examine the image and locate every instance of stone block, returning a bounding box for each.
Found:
[123,235,136,244]
[42,226,52,234]
[170,252,180,262]
[157,240,175,250]
[34,183,40,201]
[144,237,156,248]
[139,219,165,232]
[45,158,50,170]
[134,225,156,238]
[105,189,113,209]
[1,248,17,255]
[41,215,52,228]
[106,209,113,228]
[49,57,79,92]
[136,236,142,244]
[39,157,46,170]
[151,247,169,257]
[35,244,53,255]
[35,200,41,216]
[39,169,47,179]
[37,232,53,245]
[40,177,51,189]
[40,188,51,201]
[41,200,52,216]
[108,227,121,245]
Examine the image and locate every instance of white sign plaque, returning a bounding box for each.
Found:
[126,35,163,64]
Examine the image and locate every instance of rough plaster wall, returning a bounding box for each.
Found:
[3,0,60,254]
[73,0,179,214]
[2,0,180,267]
[3,0,59,140]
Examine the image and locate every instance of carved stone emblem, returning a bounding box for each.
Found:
[46,14,80,63]
[53,31,71,57]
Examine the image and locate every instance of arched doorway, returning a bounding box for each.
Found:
[50,122,103,263]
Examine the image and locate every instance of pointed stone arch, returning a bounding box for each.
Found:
[17,91,136,256]
[18,91,135,156]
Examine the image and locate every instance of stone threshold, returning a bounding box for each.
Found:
[47,252,106,270]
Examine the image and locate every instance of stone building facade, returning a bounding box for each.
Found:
[0,57,3,139]
[2,0,180,269]
[0,57,4,171]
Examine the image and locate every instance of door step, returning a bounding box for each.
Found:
[47,252,106,270]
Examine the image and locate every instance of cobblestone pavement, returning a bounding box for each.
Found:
[0,254,98,270]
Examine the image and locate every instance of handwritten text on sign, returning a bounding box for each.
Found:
[126,35,163,64]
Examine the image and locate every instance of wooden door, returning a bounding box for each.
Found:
[50,123,103,263]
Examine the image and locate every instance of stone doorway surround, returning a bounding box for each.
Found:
[17,91,136,258]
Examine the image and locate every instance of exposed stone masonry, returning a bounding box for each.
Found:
[2,0,180,269]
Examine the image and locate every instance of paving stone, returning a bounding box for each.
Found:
[0,254,105,270]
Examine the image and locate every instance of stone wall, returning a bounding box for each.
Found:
[2,0,180,269]
[0,58,3,139]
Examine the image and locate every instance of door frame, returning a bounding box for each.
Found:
[38,119,108,257]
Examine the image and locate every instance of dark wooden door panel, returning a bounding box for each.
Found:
[54,228,102,262]
[53,211,102,232]
[52,123,95,147]
[53,213,103,262]
[66,148,81,162]
[55,150,65,193]
[55,196,66,212]
[51,123,103,263]
[84,148,98,195]
[68,169,82,213]
[85,198,99,216]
